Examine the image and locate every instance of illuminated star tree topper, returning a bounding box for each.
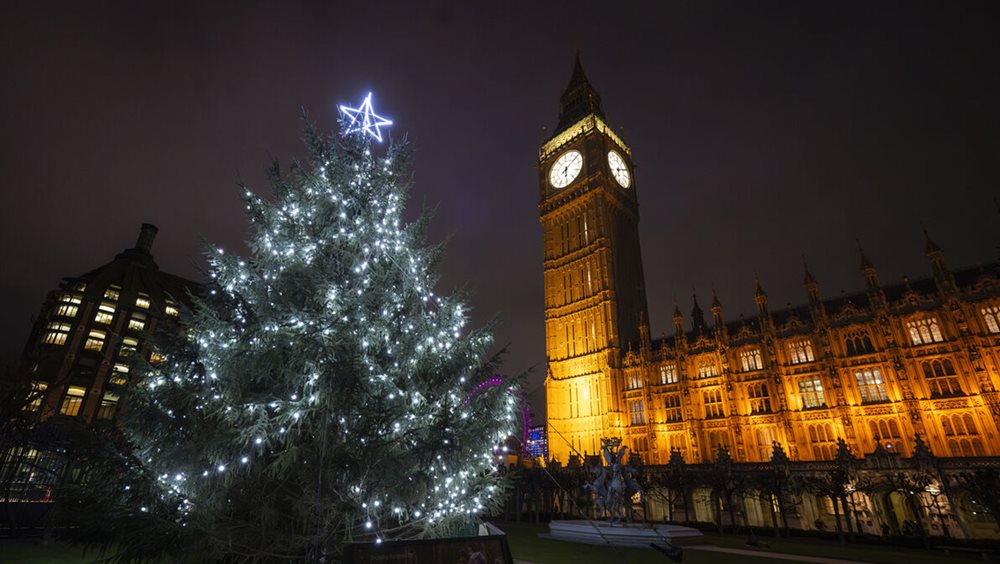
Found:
[338,91,393,142]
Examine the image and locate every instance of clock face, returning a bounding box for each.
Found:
[608,151,631,188]
[549,150,583,189]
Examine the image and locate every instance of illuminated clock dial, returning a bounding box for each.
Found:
[607,150,631,188]
[549,150,583,189]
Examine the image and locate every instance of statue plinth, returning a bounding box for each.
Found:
[547,520,704,548]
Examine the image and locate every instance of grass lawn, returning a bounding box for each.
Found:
[496,522,985,564]
[1,526,987,564]
[697,531,984,564]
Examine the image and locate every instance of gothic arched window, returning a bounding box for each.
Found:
[981,304,1000,334]
[703,389,725,419]
[808,423,836,460]
[663,394,683,422]
[747,382,772,414]
[907,317,944,345]
[870,418,903,453]
[845,330,874,356]
[920,358,962,397]
[854,368,889,403]
[740,348,763,372]
[942,413,985,457]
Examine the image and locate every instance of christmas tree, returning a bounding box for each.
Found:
[68,96,520,562]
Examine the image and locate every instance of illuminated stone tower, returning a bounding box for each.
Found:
[540,55,649,463]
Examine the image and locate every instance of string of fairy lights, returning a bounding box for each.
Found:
[133,93,520,543]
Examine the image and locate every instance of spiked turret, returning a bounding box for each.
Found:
[923,227,955,294]
[691,291,707,334]
[803,257,821,304]
[672,303,684,331]
[802,257,827,326]
[923,227,941,254]
[711,289,728,341]
[857,241,880,290]
[754,275,768,315]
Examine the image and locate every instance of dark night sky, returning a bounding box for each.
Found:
[2,2,998,419]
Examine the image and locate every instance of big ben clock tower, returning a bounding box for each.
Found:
[540,55,649,463]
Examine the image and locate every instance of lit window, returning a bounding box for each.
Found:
[854,368,889,403]
[149,350,164,365]
[663,394,683,422]
[798,377,825,409]
[84,329,106,352]
[135,293,151,309]
[27,381,48,411]
[982,305,1000,334]
[120,337,139,356]
[697,357,719,379]
[42,322,72,345]
[95,392,119,420]
[740,348,763,372]
[165,302,180,317]
[73,282,87,292]
[747,382,771,414]
[59,386,87,416]
[128,313,146,332]
[628,399,646,425]
[921,359,962,397]
[55,303,78,317]
[94,302,116,324]
[53,293,82,318]
[703,388,725,419]
[104,286,121,301]
[788,340,815,364]
[907,318,944,345]
[110,363,129,385]
[660,364,679,384]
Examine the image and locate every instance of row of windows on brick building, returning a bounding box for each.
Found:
[29,281,179,420]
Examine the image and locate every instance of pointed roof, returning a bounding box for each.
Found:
[691,290,706,332]
[673,302,683,321]
[711,288,722,310]
[857,240,875,270]
[802,257,818,286]
[754,274,766,298]
[554,52,605,135]
[923,227,942,254]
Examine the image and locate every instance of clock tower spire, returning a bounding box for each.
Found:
[555,52,605,134]
[540,55,650,464]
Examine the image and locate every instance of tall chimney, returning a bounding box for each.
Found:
[135,223,159,253]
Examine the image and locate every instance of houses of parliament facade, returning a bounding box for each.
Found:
[540,57,1000,467]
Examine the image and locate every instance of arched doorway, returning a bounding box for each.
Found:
[881,490,915,534]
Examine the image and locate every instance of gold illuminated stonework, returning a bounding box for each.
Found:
[540,62,1000,468]
[540,114,631,161]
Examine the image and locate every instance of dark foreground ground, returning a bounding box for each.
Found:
[0,523,992,563]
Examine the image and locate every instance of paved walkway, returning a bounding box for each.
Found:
[515,546,870,564]
[686,544,870,564]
